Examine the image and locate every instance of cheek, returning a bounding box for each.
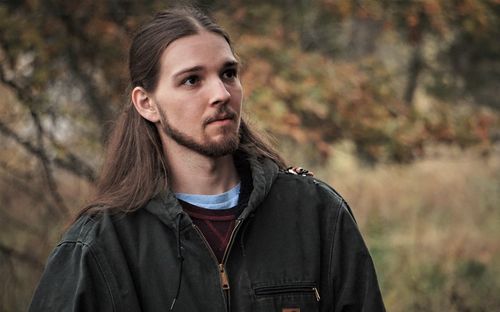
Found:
[231,86,243,111]
[174,108,203,126]
[178,106,207,129]
[158,93,203,122]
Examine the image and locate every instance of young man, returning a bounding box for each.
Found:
[30,7,385,312]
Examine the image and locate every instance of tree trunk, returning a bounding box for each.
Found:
[404,42,423,106]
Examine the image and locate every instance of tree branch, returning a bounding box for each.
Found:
[1,158,75,224]
[0,118,96,182]
[0,62,97,182]
[0,242,44,270]
[0,207,43,237]
[53,9,114,141]
[30,110,70,217]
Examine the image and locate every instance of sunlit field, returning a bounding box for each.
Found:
[315,144,500,311]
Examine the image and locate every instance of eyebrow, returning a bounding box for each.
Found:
[172,60,239,78]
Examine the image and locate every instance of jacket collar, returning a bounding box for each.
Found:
[143,153,280,229]
[239,155,278,219]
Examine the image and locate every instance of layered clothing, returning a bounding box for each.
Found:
[29,155,385,311]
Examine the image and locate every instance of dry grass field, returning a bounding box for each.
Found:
[314,143,500,311]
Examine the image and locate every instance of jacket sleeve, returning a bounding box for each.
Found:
[330,201,386,312]
[29,241,116,312]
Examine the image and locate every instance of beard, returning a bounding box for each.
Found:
[157,106,240,158]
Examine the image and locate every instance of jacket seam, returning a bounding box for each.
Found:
[328,197,344,303]
[56,239,92,248]
[87,244,118,312]
[54,241,118,311]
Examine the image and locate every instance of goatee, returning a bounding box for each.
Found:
[158,106,240,157]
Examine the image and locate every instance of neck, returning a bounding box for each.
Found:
[162,138,240,195]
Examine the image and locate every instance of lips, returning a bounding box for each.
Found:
[204,112,236,126]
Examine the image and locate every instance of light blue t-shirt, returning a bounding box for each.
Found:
[174,183,241,210]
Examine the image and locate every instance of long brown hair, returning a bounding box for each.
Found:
[80,7,286,216]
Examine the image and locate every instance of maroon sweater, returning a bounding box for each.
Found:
[178,157,252,263]
[179,201,243,263]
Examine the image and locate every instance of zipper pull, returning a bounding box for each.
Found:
[313,287,321,302]
[219,264,230,290]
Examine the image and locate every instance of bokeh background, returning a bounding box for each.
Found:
[1,0,499,311]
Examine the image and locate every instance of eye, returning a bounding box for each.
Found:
[222,68,238,80]
[182,75,199,86]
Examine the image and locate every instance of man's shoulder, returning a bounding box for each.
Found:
[59,209,139,248]
[272,166,346,205]
[59,197,174,248]
[271,167,357,223]
[58,213,111,247]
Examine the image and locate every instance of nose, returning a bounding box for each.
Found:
[209,78,231,106]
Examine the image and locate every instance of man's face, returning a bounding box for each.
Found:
[151,31,243,158]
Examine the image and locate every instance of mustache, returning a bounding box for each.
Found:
[203,107,237,126]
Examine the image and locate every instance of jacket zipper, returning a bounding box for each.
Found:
[192,219,243,311]
[254,283,321,302]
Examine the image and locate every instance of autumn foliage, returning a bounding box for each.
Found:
[0,1,499,311]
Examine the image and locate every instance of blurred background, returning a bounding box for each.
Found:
[0,0,499,311]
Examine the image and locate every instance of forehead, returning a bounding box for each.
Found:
[159,31,236,75]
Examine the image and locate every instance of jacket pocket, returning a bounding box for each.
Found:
[254,282,320,301]
[253,282,320,312]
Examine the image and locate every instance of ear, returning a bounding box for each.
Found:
[131,86,160,123]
